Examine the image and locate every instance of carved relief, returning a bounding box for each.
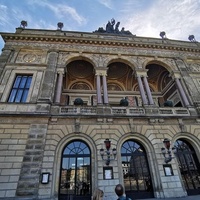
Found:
[91,54,109,67]
[23,54,36,62]
[174,59,189,71]
[162,58,178,70]
[16,51,43,64]
[189,63,200,72]
[57,52,70,65]
[12,42,200,60]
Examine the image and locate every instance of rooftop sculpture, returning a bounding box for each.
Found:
[94,18,133,35]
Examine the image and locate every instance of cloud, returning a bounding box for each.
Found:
[0,5,8,27]
[97,0,113,9]
[120,0,200,41]
[28,0,86,25]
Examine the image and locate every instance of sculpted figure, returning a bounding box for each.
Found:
[94,18,133,35]
[115,22,120,33]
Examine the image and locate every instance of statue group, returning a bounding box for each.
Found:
[94,18,132,35]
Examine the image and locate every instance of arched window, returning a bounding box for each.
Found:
[59,140,91,200]
[121,140,154,199]
[174,139,200,195]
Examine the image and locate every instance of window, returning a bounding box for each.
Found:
[8,75,32,103]
[60,140,91,199]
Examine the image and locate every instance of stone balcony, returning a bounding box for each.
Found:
[0,103,197,118]
[58,105,196,117]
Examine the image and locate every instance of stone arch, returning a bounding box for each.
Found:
[143,59,173,72]
[52,132,97,198]
[65,55,96,68]
[68,80,94,90]
[107,81,125,91]
[116,132,163,197]
[172,132,200,161]
[106,59,136,91]
[172,132,200,195]
[65,58,95,91]
[106,57,136,70]
[144,59,174,93]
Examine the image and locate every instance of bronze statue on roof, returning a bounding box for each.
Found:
[94,18,133,35]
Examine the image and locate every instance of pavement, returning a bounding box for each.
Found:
[139,194,200,200]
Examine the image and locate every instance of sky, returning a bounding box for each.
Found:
[0,0,200,51]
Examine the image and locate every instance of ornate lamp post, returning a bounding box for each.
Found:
[161,138,176,163]
[100,139,117,166]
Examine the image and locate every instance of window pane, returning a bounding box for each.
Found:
[13,76,21,88]
[19,76,27,88]
[8,89,17,102]
[21,90,28,102]
[15,89,23,102]
[25,76,32,88]
[8,75,32,103]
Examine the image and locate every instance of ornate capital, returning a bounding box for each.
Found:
[134,69,148,77]
[95,68,107,76]
[170,71,181,79]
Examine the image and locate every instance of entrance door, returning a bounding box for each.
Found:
[121,140,154,199]
[59,140,91,200]
[174,139,200,195]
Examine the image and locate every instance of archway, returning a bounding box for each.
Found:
[174,139,200,196]
[59,140,91,200]
[121,140,154,199]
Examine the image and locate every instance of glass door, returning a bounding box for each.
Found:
[59,140,91,200]
[121,140,154,199]
[174,139,200,196]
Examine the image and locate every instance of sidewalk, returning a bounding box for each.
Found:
[139,194,200,200]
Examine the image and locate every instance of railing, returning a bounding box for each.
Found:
[0,103,193,116]
[60,107,97,115]
[159,107,190,116]
[59,106,191,116]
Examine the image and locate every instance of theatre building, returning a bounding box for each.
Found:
[0,20,200,200]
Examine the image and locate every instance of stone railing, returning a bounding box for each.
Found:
[0,103,193,117]
[159,107,190,116]
[59,106,193,117]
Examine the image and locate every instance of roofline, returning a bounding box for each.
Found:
[0,27,200,53]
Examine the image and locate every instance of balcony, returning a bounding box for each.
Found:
[58,105,195,117]
[0,103,196,118]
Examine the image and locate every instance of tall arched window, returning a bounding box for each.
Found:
[174,139,200,196]
[121,140,154,199]
[59,140,91,200]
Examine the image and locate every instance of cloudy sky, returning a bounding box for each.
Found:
[0,0,200,51]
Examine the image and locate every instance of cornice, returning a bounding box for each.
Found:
[1,31,200,53]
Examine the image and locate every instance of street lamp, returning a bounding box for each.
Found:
[161,138,176,163]
[100,139,117,166]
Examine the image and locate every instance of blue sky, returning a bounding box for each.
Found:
[0,0,200,51]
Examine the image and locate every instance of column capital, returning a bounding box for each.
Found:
[134,69,148,77]
[95,67,107,76]
[57,69,65,74]
[170,71,181,79]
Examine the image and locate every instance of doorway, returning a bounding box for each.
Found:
[59,140,91,200]
[174,139,200,195]
[121,140,154,199]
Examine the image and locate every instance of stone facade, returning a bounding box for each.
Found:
[0,27,200,200]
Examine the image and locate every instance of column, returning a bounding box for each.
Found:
[38,50,58,102]
[55,71,64,104]
[96,74,102,104]
[102,74,108,104]
[137,75,148,105]
[175,78,190,107]
[143,76,154,105]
